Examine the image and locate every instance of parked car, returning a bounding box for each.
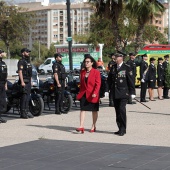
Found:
[38,57,55,74]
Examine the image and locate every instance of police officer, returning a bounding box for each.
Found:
[52,53,67,114]
[157,58,164,100]
[107,53,116,107]
[126,52,136,104]
[163,54,169,99]
[148,58,156,101]
[108,53,136,136]
[0,49,7,123]
[140,54,148,102]
[18,48,33,119]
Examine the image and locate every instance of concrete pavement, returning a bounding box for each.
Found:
[0,88,170,148]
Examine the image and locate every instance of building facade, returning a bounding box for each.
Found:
[19,1,93,49]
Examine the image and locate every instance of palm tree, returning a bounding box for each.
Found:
[89,0,125,50]
[126,0,165,53]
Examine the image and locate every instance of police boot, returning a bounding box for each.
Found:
[25,109,34,118]
[55,109,61,115]
[20,110,28,119]
[59,108,68,114]
[0,117,7,123]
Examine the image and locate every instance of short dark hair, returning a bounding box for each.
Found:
[83,55,97,69]
[54,53,63,59]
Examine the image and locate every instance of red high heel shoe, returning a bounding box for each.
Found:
[76,128,84,133]
[89,127,96,133]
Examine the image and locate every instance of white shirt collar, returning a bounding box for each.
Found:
[118,62,123,68]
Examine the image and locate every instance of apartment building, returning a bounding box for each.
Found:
[19,1,93,49]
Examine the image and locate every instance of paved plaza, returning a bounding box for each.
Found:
[0,88,170,169]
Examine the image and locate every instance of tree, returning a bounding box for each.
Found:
[89,0,125,50]
[126,0,165,53]
[143,24,167,44]
[47,43,57,57]
[0,1,35,58]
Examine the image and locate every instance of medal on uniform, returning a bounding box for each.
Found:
[55,68,58,71]
[120,79,123,83]
[20,65,23,69]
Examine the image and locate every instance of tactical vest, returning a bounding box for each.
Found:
[20,58,32,80]
[0,60,7,81]
[55,62,66,80]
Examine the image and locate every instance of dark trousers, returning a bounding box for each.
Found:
[55,83,65,111]
[0,83,7,114]
[140,82,147,101]
[113,98,127,133]
[20,82,31,112]
[163,87,169,97]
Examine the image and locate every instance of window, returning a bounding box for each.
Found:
[44,59,51,65]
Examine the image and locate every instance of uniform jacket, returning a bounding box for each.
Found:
[163,61,169,69]
[140,60,148,80]
[0,59,7,83]
[52,61,67,85]
[126,59,136,77]
[107,63,136,99]
[157,63,164,81]
[148,64,156,82]
[76,68,101,103]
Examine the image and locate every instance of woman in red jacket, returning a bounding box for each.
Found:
[76,55,101,133]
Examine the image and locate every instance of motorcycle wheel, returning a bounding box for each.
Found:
[29,96,44,116]
[63,94,73,113]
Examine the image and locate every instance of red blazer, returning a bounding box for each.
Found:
[77,68,101,103]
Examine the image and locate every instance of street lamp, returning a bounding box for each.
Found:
[66,0,73,70]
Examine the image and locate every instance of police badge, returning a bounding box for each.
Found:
[20,65,23,69]
[129,71,133,76]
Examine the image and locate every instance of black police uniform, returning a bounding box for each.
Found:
[163,60,169,98]
[157,63,164,87]
[107,60,116,106]
[18,57,32,118]
[148,63,156,89]
[140,60,148,102]
[108,63,135,135]
[52,61,67,114]
[126,59,136,104]
[0,58,7,123]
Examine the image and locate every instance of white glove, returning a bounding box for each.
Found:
[131,95,136,99]
[141,79,145,83]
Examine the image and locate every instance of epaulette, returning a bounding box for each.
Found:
[125,63,130,67]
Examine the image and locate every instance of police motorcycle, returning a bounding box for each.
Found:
[6,66,44,116]
[40,70,73,112]
[66,69,80,106]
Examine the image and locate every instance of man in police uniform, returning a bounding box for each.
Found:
[107,53,116,106]
[18,48,33,119]
[140,54,148,102]
[126,52,136,104]
[163,54,169,99]
[52,53,67,114]
[0,49,7,123]
[108,53,136,136]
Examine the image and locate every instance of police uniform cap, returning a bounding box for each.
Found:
[54,53,63,58]
[0,49,4,54]
[142,53,147,58]
[164,54,169,59]
[150,57,156,62]
[21,48,31,53]
[129,52,135,56]
[115,53,124,57]
[158,57,163,61]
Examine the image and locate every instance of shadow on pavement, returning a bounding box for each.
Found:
[27,124,114,135]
